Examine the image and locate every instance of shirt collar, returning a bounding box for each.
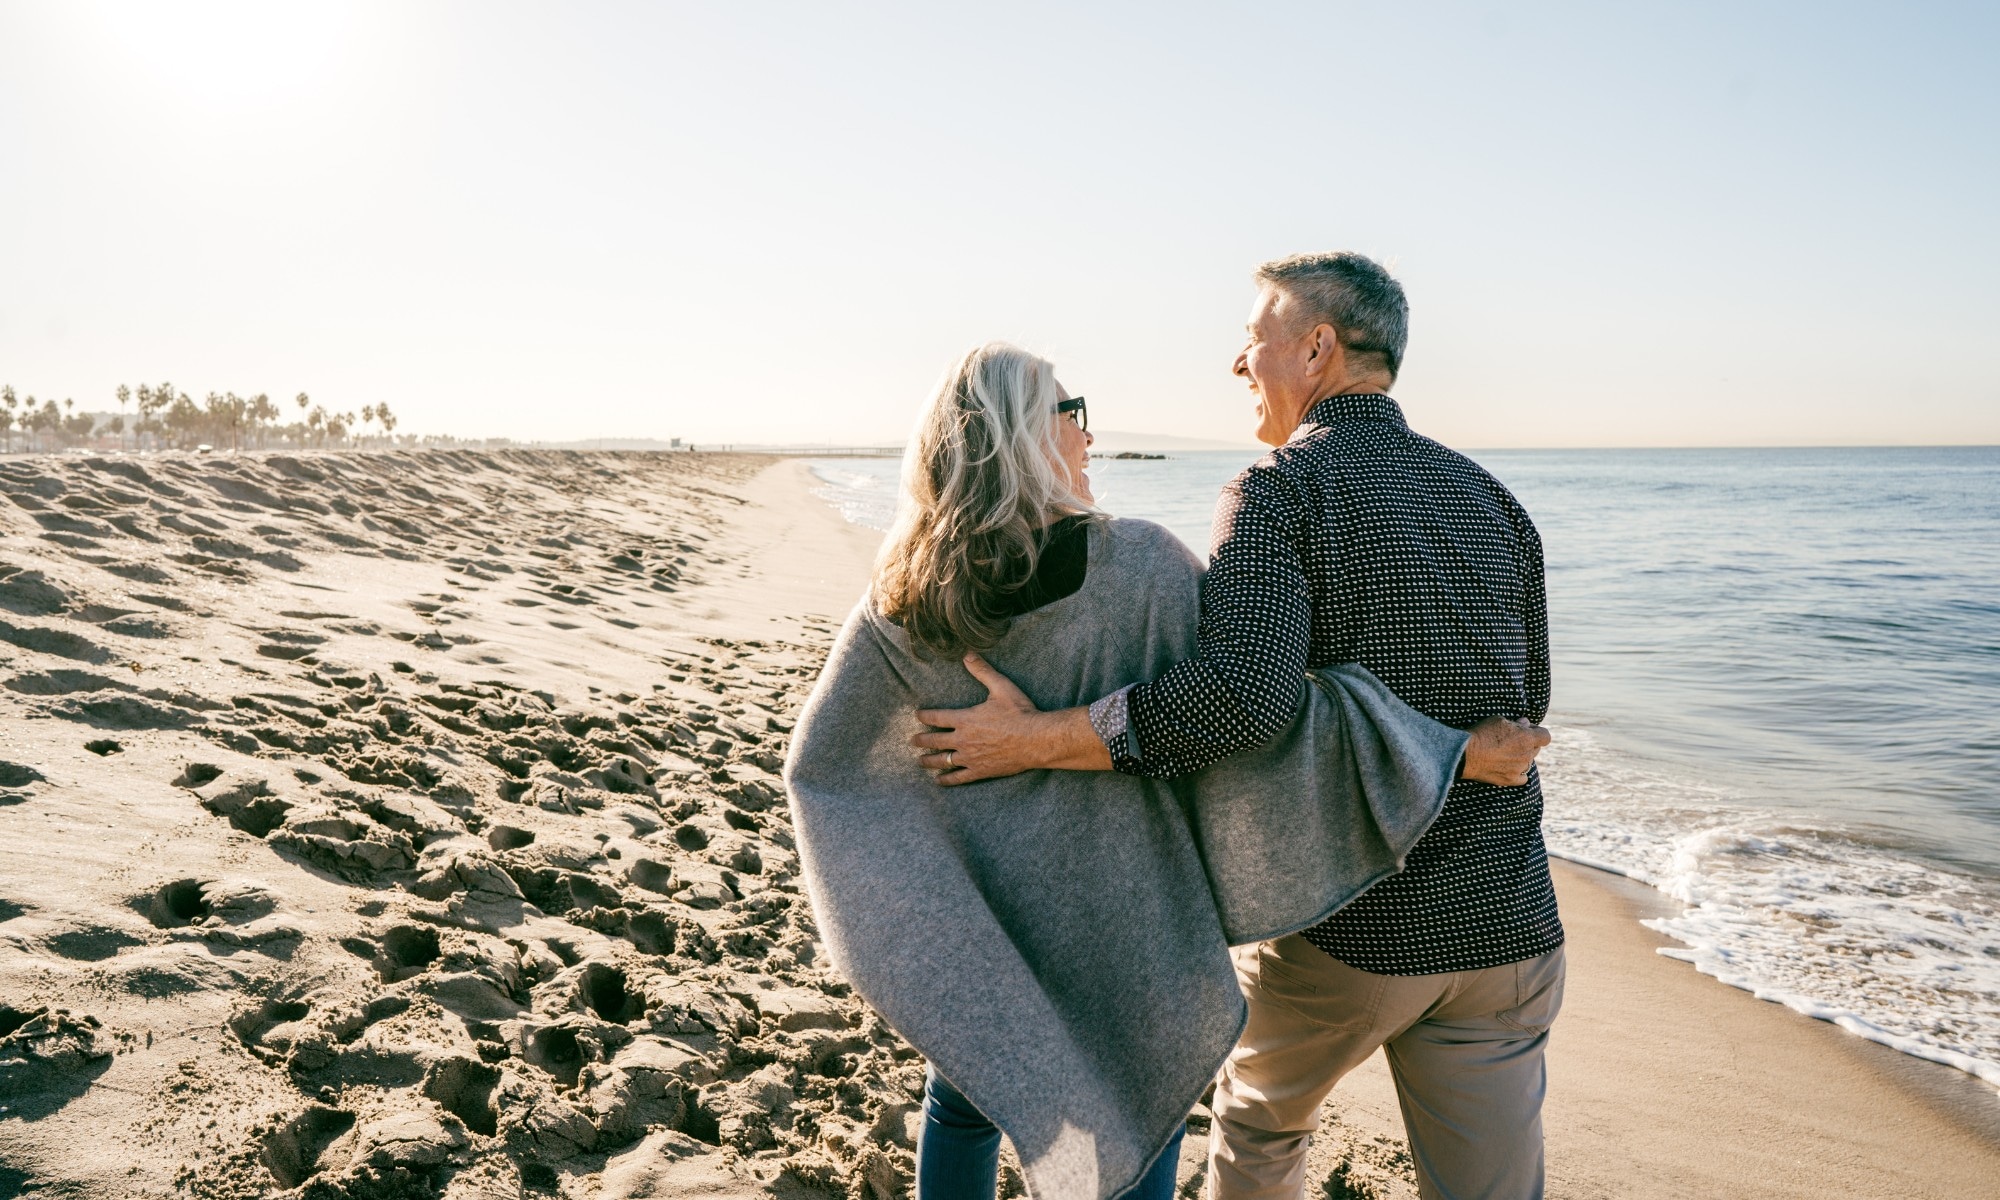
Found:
[1296,393,1405,436]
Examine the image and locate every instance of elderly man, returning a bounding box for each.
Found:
[914,252,1563,1200]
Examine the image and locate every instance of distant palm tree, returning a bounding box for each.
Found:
[165,392,198,449]
[1,386,15,453]
[62,402,95,448]
[376,403,398,443]
[250,394,277,448]
[29,398,58,452]
[138,383,173,450]
[224,393,249,450]
[116,384,131,450]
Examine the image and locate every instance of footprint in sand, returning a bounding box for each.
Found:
[56,691,207,730]
[71,602,141,623]
[99,613,176,638]
[485,824,536,851]
[43,925,148,962]
[634,906,690,957]
[141,877,280,928]
[0,619,111,663]
[0,1006,114,1112]
[572,961,645,1023]
[229,988,314,1064]
[98,560,177,585]
[626,856,677,896]
[0,565,71,614]
[147,878,222,927]
[421,1056,502,1136]
[256,628,328,661]
[268,811,419,883]
[259,1104,357,1189]
[30,509,116,540]
[175,771,295,838]
[372,925,442,983]
[0,760,46,806]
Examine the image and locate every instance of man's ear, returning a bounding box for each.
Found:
[1305,324,1344,377]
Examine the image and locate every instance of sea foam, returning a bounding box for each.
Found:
[808,461,899,532]
[1541,726,2000,1088]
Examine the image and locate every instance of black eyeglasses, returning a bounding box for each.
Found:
[1054,395,1088,433]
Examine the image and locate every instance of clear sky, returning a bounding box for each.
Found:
[1,1,1994,448]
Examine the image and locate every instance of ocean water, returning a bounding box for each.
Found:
[807,447,2000,1088]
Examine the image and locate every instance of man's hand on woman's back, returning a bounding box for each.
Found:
[911,654,1113,784]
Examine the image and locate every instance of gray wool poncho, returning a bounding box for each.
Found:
[784,518,1470,1200]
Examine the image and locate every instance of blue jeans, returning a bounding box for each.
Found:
[916,1066,1185,1200]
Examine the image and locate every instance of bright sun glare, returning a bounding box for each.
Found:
[76,0,361,107]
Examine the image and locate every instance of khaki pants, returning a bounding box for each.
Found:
[1207,936,1566,1200]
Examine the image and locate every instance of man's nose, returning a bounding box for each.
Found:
[1084,430,1094,448]
[1232,352,1249,378]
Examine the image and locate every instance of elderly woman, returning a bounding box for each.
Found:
[785,344,1491,1200]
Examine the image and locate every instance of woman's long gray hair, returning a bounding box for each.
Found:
[874,342,1094,659]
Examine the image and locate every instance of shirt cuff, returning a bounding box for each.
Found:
[1088,684,1141,772]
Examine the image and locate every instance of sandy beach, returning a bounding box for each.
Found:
[3,452,1996,1199]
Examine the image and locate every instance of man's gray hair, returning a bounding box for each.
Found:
[1254,251,1409,382]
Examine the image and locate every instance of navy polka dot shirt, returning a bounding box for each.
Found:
[1091,393,1563,975]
